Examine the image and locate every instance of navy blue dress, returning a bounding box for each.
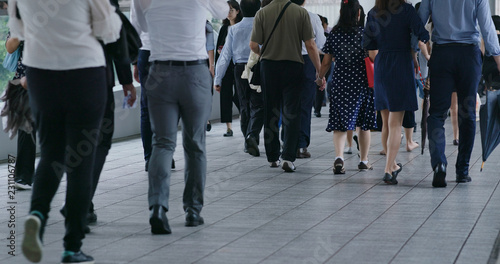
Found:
[323,26,377,132]
[363,3,429,111]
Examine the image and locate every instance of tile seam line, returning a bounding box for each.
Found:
[387,150,486,264]
[453,156,500,264]
[126,172,324,263]
[320,136,466,263]
[191,168,372,264]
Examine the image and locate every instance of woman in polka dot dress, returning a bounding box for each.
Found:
[316,0,376,175]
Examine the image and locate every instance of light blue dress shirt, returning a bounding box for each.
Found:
[214,17,254,86]
[418,0,500,56]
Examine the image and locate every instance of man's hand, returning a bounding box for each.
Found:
[315,76,326,91]
[214,84,221,93]
[133,65,140,83]
[209,65,215,77]
[123,83,137,106]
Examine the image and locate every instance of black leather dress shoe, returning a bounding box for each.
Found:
[185,209,204,227]
[456,174,472,183]
[432,163,447,188]
[245,135,260,157]
[149,205,171,234]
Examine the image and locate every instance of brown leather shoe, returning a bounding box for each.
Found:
[296,148,311,158]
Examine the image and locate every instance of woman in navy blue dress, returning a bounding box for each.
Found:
[318,0,377,175]
[363,0,428,184]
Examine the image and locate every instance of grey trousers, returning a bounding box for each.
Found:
[146,62,212,214]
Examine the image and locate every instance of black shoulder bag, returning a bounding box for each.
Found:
[250,1,292,85]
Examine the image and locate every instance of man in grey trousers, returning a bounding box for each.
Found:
[132,0,228,234]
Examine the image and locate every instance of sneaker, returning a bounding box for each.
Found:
[333,158,345,174]
[223,128,233,137]
[269,160,281,168]
[344,147,353,154]
[22,215,43,263]
[61,251,94,264]
[282,160,296,172]
[296,148,311,158]
[15,179,32,190]
[358,162,373,171]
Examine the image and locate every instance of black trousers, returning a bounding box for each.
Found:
[15,128,36,184]
[26,66,106,252]
[89,83,115,213]
[261,60,303,162]
[220,62,239,123]
[233,64,264,140]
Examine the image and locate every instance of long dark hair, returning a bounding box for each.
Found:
[333,0,361,32]
[375,0,405,11]
[358,5,365,27]
[223,0,243,26]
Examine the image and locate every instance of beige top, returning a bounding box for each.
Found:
[251,0,315,64]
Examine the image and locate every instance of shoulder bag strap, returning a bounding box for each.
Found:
[260,1,292,58]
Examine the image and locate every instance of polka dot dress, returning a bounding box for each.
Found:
[322,27,376,132]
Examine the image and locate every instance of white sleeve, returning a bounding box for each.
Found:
[311,14,326,50]
[89,0,122,44]
[7,0,24,40]
[198,0,229,20]
[131,0,149,33]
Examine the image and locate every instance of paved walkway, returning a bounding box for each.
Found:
[1,106,499,264]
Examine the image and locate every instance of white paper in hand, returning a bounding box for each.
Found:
[122,93,137,109]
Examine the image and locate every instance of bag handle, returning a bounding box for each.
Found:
[259,1,292,58]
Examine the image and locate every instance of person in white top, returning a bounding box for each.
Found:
[130,5,156,172]
[132,0,228,234]
[291,0,326,159]
[8,0,121,263]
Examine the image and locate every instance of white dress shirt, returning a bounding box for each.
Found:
[132,0,229,62]
[130,2,151,51]
[8,0,122,71]
[301,9,326,55]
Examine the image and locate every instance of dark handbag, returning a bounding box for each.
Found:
[250,2,292,85]
[107,9,142,64]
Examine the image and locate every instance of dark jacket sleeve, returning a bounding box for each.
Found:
[104,26,133,86]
